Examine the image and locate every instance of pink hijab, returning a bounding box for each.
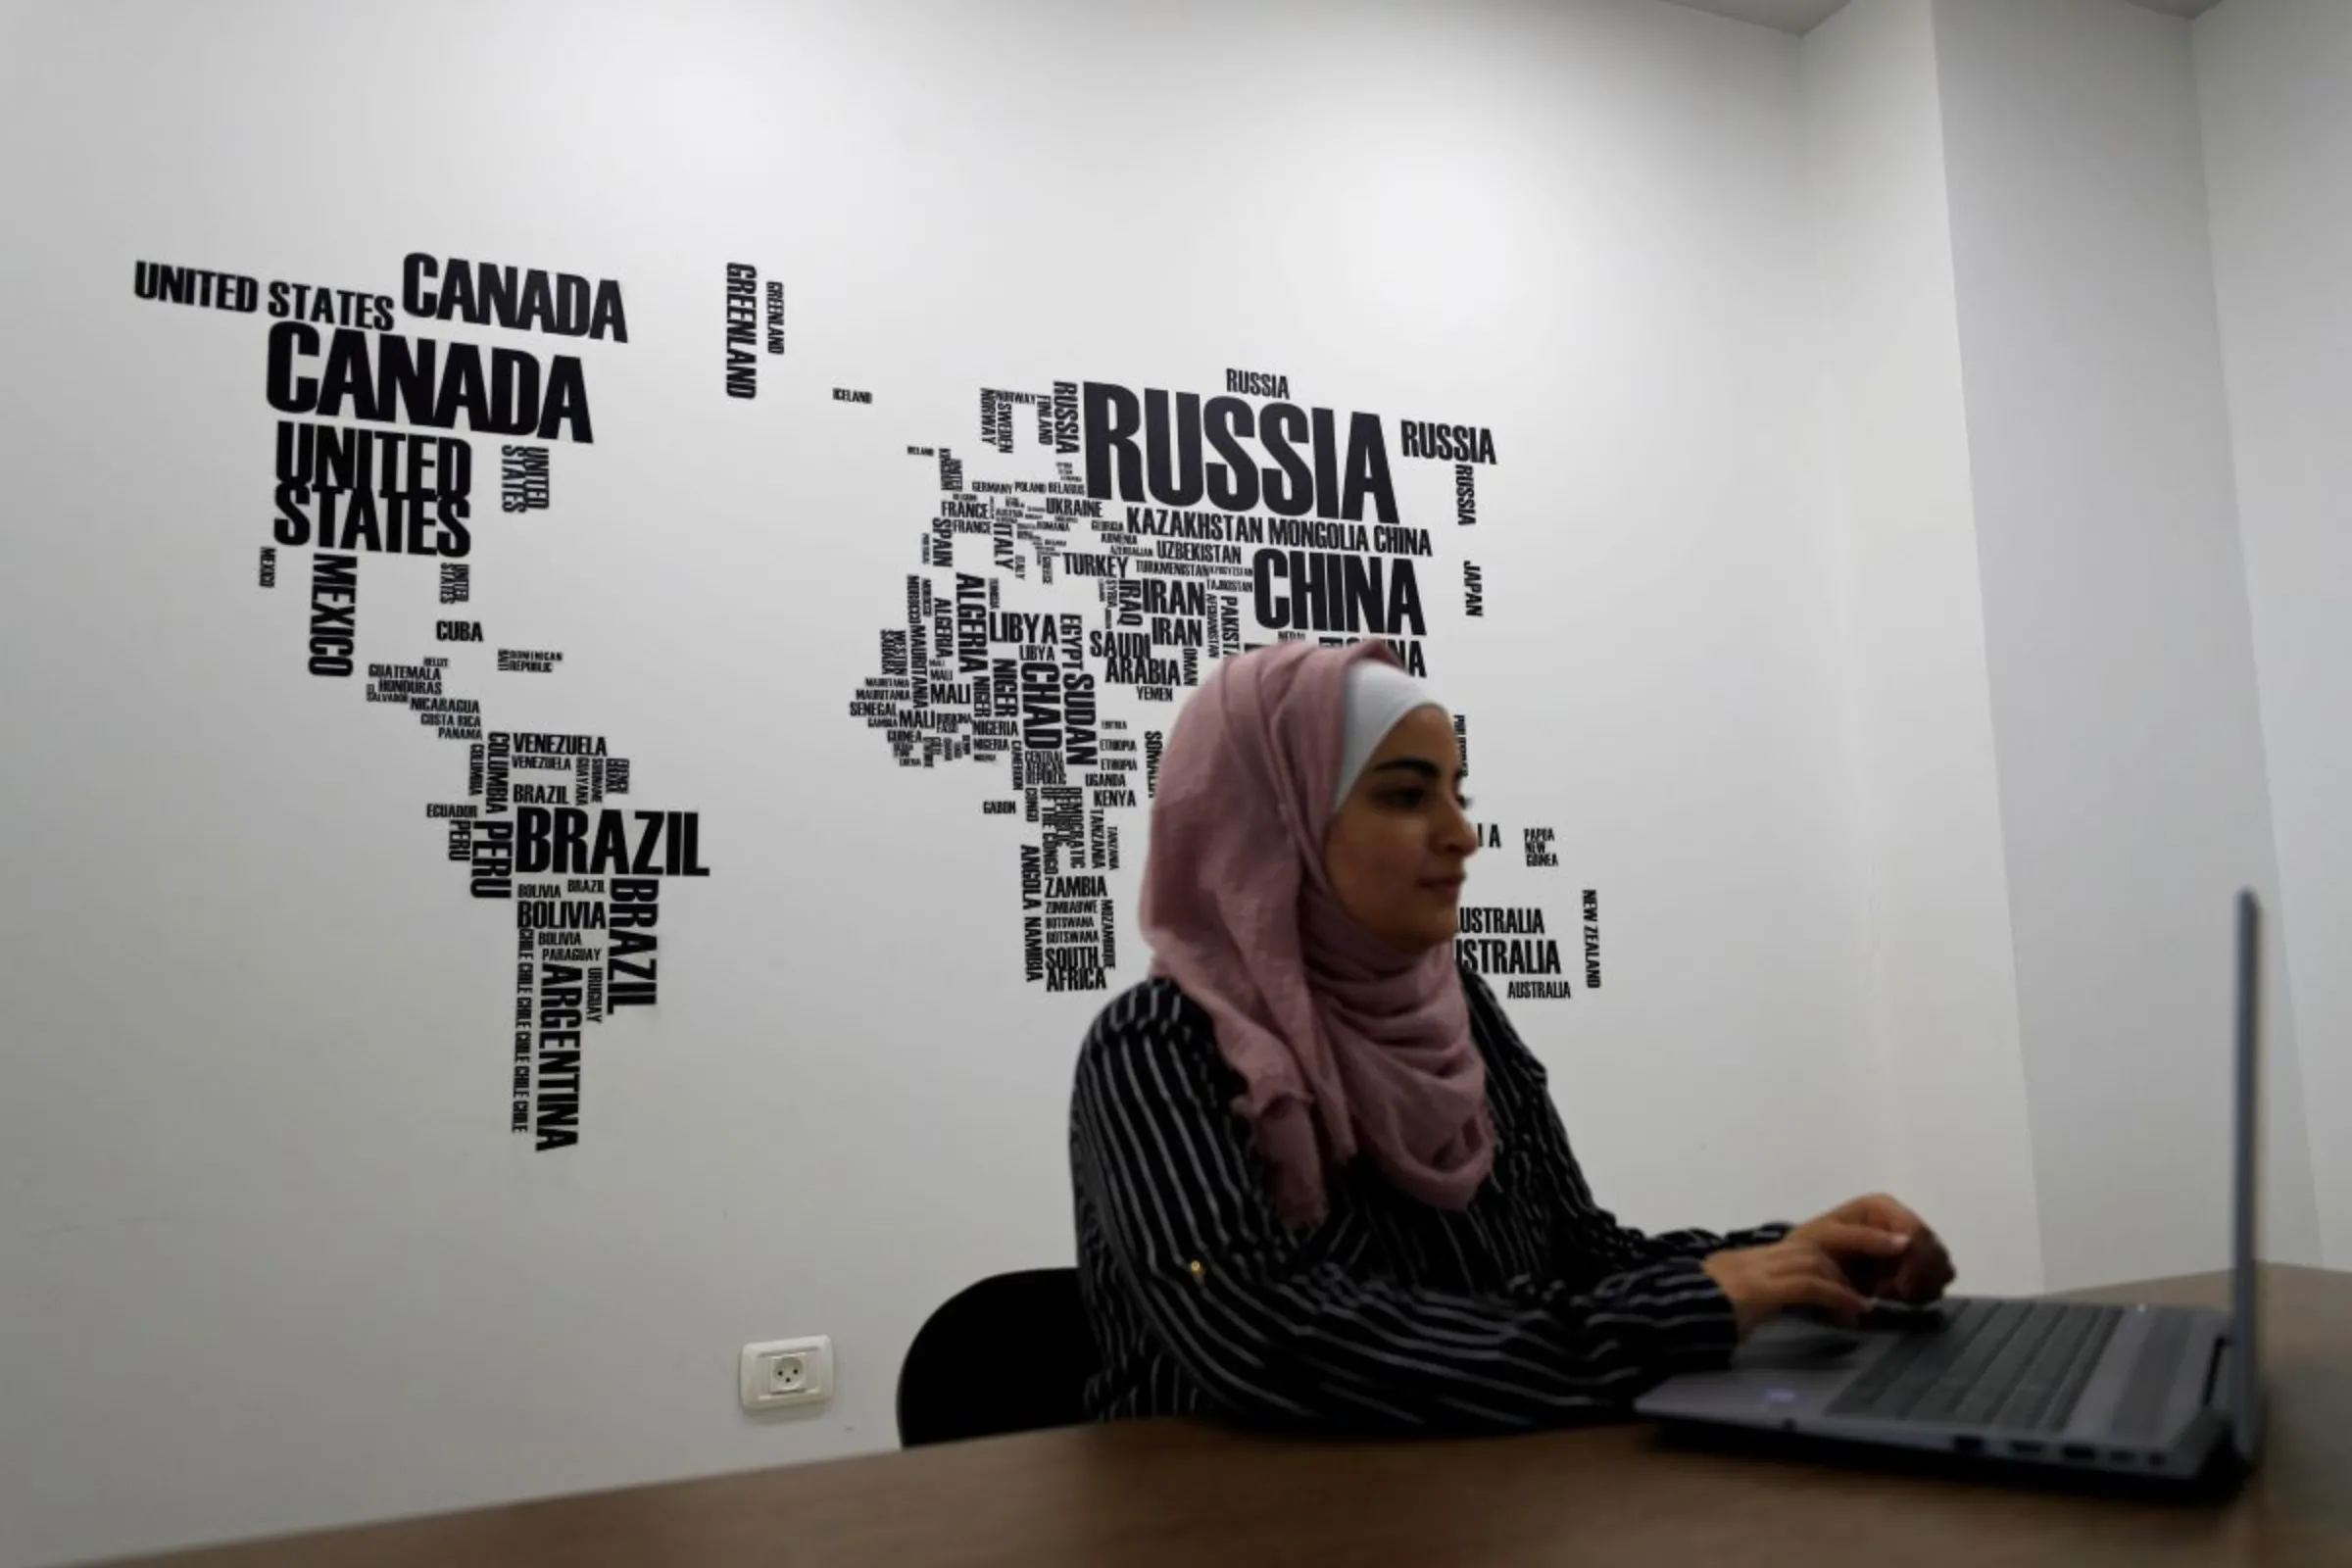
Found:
[1139,639,1494,1230]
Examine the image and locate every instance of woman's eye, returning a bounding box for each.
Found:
[1457,794,1476,810]
[1384,788,1426,808]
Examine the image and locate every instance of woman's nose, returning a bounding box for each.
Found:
[1436,797,1478,857]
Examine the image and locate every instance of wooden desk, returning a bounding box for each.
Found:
[117,1265,2350,1567]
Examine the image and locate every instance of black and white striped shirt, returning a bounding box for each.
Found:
[1068,963,1788,1432]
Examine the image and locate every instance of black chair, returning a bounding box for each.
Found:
[896,1268,1097,1447]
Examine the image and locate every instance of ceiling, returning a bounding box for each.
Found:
[1658,0,2225,34]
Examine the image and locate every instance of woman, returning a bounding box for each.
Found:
[1068,640,1953,1430]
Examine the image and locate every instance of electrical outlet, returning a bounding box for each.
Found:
[740,1336,833,1411]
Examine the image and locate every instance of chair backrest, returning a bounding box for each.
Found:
[896,1268,1096,1447]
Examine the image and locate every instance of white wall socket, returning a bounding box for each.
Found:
[740,1336,833,1412]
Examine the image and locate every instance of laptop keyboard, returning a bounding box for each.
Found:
[1825,1299,2127,1430]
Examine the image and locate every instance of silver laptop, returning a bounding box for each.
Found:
[1636,890,2266,1484]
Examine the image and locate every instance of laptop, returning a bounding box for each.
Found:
[1635,890,2266,1484]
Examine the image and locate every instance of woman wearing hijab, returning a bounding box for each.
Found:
[1068,640,1954,1430]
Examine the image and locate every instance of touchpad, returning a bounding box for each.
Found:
[1736,1315,1863,1367]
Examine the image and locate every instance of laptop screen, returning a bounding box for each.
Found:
[2230,888,2263,1464]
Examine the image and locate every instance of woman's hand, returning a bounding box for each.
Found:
[1700,1223,1909,1338]
[1791,1193,1955,1306]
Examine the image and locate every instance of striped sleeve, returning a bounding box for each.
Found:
[1456,966,1792,1276]
[1069,988,1741,1432]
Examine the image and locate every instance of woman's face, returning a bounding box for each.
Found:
[1322,704,1477,954]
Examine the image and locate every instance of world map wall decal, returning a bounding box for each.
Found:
[841,370,1592,1002]
[134,251,1591,1154]
[136,252,706,1152]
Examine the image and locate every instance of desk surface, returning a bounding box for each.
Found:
[120,1265,2350,1567]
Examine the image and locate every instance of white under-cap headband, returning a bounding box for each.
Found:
[1334,660,1447,808]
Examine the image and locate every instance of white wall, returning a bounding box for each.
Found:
[0,2,1888,1562]
[2194,0,2352,1269]
[1929,0,2322,1288]
[1800,0,2044,1294]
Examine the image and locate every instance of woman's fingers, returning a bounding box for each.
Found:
[1770,1264,1868,1325]
[1886,1229,1957,1302]
[1798,1221,1912,1263]
[1842,1192,1928,1236]
[1750,1241,1871,1324]
[1704,1234,1909,1339]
